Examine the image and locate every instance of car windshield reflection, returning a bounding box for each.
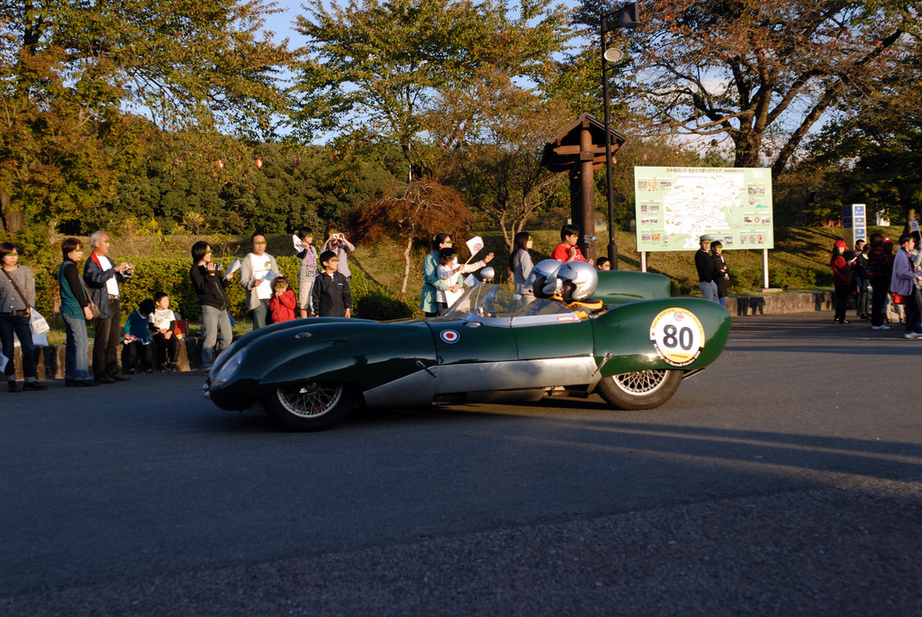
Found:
[443,284,584,326]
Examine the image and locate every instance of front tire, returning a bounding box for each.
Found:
[597,369,683,410]
[263,382,354,431]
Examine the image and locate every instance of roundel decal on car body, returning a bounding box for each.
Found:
[649,308,705,367]
[440,329,460,344]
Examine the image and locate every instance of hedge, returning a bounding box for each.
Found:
[36,256,418,323]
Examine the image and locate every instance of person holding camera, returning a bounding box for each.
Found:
[321,224,355,280]
[84,230,133,383]
[190,241,234,370]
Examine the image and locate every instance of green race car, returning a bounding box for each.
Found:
[204,270,731,431]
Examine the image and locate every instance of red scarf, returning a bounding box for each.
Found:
[91,251,106,270]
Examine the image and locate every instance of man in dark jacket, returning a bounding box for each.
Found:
[695,234,719,303]
[83,230,132,383]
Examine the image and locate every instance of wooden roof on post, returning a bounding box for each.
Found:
[540,113,627,173]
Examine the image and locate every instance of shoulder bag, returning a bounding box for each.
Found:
[78,273,102,320]
[2,269,50,334]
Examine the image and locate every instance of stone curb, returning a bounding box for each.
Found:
[732,291,834,315]
[3,337,210,381]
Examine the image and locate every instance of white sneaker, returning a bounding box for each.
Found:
[904,332,922,339]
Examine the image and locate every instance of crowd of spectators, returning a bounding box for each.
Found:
[3,224,919,390]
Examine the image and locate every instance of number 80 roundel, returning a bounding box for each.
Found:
[649,308,706,367]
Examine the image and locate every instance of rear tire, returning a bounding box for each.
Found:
[263,382,354,431]
[597,369,683,410]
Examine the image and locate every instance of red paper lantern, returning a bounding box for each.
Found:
[255,158,263,169]
[294,155,300,166]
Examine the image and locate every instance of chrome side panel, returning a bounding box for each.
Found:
[435,357,599,393]
[362,357,600,408]
[361,369,438,408]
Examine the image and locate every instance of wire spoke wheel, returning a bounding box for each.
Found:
[264,382,354,431]
[598,369,683,410]
[277,382,344,419]
[612,370,671,395]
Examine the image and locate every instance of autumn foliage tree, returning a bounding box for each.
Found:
[577,0,918,177]
[350,178,473,294]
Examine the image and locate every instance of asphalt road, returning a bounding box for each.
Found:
[2,311,921,615]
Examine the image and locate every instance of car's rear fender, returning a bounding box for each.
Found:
[591,298,731,376]
[591,270,672,306]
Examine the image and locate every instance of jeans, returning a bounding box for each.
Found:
[699,280,719,303]
[0,312,36,381]
[250,299,270,330]
[201,305,233,369]
[61,311,91,381]
[93,297,123,379]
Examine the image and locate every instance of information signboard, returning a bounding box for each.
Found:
[634,166,774,252]
[842,204,867,248]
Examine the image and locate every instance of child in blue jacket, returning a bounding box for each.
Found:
[123,299,155,373]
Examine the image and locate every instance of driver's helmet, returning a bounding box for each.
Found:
[529,259,563,299]
[557,261,598,301]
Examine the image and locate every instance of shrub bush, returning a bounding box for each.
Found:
[70,255,417,323]
[347,269,420,319]
[355,291,415,320]
[36,255,304,323]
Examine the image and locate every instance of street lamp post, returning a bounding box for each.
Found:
[601,2,639,270]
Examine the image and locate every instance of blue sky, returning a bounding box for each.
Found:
[260,1,309,47]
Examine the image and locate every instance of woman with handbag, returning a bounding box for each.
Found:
[0,242,48,391]
[58,238,100,387]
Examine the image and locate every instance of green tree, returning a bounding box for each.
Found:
[806,119,922,226]
[294,0,573,181]
[0,0,296,241]
[427,69,571,249]
[89,138,399,236]
[796,32,922,226]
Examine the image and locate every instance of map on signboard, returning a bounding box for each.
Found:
[634,167,774,252]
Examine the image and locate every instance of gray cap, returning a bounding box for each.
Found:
[699,234,713,242]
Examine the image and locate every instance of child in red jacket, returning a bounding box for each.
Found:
[268,275,297,323]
